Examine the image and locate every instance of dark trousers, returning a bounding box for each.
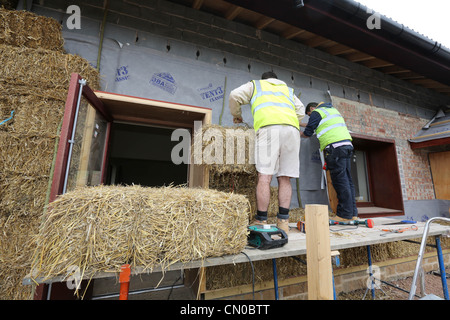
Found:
[324,145,358,219]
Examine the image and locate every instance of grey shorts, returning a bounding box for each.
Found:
[255,125,300,177]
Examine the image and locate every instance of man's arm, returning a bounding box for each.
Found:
[293,95,305,124]
[300,111,322,138]
[229,82,253,123]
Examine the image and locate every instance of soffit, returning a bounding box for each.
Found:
[167,0,450,98]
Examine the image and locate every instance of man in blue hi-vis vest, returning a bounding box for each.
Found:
[301,102,358,221]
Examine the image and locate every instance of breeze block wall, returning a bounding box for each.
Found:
[33,0,450,109]
[32,0,450,206]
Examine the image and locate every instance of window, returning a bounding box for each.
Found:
[328,133,404,218]
[351,133,404,217]
[351,150,370,203]
[50,74,212,202]
[105,123,189,187]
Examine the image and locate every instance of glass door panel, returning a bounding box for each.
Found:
[351,150,370,202]
[50,74,112,201]
[65,96,109,192]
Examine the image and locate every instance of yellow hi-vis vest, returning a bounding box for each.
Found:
[250,80,299,132]
[314,104,352,151]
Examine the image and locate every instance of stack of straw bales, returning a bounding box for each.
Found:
[197,124,257,176]
[31,185,250,284]
[0,8,99,300]
[202,124,305,222]
[199,124,257,217]
[202,123,308,290]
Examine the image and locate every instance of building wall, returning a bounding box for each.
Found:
[334,97,434,201]
[27,0,450,300]
[31,0,450,210]
[32,0,450,112]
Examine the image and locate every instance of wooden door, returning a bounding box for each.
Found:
[429,151,450,199]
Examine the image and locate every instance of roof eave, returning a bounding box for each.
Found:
[224,0,450,86]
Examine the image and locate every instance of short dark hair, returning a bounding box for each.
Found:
[261,71,278,80]
[306,102,318,114]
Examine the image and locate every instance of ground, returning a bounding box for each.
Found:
[338,271,448,300]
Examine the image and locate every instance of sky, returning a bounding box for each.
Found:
[355,0,450,49]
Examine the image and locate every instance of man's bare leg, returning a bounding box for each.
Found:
[276,176,292,234]
[277,176,292,209]
[255,173,272,223]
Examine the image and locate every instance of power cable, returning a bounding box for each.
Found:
[241,251,255,300]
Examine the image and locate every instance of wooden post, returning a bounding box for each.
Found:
[326,171,338,214]
[305,204,333,300]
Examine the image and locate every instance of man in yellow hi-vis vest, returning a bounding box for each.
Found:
[301,102,358,221]
[229,71,305,235]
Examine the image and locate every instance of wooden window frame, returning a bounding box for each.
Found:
[36,73,212,300]
[351,133,404,218]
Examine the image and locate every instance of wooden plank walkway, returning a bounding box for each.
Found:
[23,217,450,285]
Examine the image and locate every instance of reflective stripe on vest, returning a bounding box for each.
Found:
[250,80,299,132]
[314,106,352,151]
[316,108,346,138]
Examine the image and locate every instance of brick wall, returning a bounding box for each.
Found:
[334,97,435,200]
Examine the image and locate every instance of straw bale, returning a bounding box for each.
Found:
[0,132,56,177]
[209,171,257,191]
[206,254,308,290]
[0,84,66,136]
[0,172,49,217]
[208,170,306,223]
[0,44,100,90]
[209,172,256,217]
[197,124,256,175]
[31,185,250,284]
[0,214,39,300]
[0,8,101,299]
[0,81,68,101]
[0,8,64,51]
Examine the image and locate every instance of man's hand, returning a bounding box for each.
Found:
[233,117,243,124]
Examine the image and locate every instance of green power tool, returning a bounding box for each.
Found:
[248,225,288,250]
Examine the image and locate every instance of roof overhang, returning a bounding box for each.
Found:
[409,109,450,150]
[223,0,450,86]
[168,0,450,98]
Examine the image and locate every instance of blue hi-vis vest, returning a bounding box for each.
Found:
[314,103,352,151]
